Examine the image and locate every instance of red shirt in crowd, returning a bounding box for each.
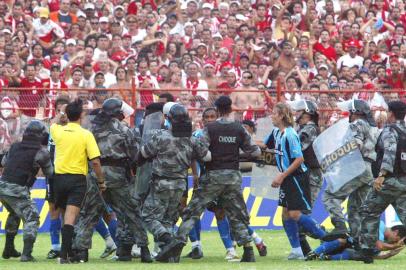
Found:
[19,78,45,117]
[313,42,337,61]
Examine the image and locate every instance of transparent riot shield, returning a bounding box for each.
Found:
[136,111,164,200]
[250,117,279,200]
[313,119,366,193]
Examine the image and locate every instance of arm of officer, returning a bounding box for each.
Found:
[86,131,105,184]
[192,137,211,162]
[349,120,366,148]
[379,127,398,175]
[240,127,261,158]
[140,132,160,159]
[1,151,8,167]
[299,126,313,151]
[35,148,54,178]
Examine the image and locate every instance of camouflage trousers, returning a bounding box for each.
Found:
[360,177,406,249]
[308,168,323,207]
[74,175,148,250]
[0,181,39,241]
[322,162,373,238]
[141,179,185,239]
[176,171,252,246]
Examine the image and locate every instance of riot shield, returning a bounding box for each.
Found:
[136,111,164,200]
[250,117,279,200]
[250,150,280,200]
[255,116,274,142]
[313,119,366,193]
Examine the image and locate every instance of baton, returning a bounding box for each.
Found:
[92,177,111,214]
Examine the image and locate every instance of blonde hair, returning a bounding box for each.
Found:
[275,102,295,127]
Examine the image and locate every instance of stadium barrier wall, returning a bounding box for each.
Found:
[0,177,400,233]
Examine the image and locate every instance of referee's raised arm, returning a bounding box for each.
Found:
[50,99,105,264]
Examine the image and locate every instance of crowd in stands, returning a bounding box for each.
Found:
[0,0,405,148]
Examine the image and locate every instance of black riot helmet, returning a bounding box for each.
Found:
[168,104,192,137]
[337,99,376,126]
[23,120,48,144]
[102,98,123,118]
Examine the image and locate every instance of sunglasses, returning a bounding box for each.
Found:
[127,20,137,23]
[243,76,252,79]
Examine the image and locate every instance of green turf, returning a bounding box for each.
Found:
[2,230,405,269]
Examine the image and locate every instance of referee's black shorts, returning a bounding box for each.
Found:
[278,171,311,211]
[53,174,87,209]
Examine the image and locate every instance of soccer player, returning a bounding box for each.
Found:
[264,103,326,260]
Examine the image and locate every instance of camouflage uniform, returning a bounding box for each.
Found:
[141,129,208,239]
[74,117,148,250]
[298,121,323,206]
[0,147,53,242]
[175,119,261,246]
[360,121,406,249]
[323,118,379,237]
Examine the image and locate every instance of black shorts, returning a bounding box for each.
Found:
[53,174,87,209]
[278,171,311,211]
[45,175,56,203]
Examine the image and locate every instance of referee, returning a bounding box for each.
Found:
[50,99,105,264]
[264,102,326,260]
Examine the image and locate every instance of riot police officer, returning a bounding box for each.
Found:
[140,104,210,261]
[0,121,53,262]
[359,100,406,264]
[156,96,261,263]
[323,99,379,238]
[73,98,152,263]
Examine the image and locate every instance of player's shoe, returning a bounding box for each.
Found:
[287,251,305,260]
[100,244,117,259]
[255,241,267,256]
[225,251,240,262]
[305,251,319,261]
[46,249,60,259]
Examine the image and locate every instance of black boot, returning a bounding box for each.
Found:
[359,249,374,264]
[330,218,348,234]
[117,244,132,261]
[299,234,311,256]
[2,234,21,259]
[140,246,152,263]
[240,246,255,262]
[75,249,88,263]
[20,238,35,262]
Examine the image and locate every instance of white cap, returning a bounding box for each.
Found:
[184,22,194,28]
[66,38,77,46]
[230,1,241,6]
[202,3,213,9]
[114,5,124,11]
[218,2,230,9]
[212,32,223,40]
[318,64,329,70]
[2,29,12,35]
[186,0,198,5]
[235,14,248,21]
[163,102,177,116]
[84,3,95,10]
[99,16,109,23]
[77,11,86,18]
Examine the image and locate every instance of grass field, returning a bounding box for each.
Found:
[2,230,405,269]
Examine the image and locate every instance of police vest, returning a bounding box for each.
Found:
[302,124,320,169]
[205,121,244,171]
[2,140,41,187]
[375,124,406,177]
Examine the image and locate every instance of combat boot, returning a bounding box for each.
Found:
[117,244,132,261]
[330,218,348,234]
[2,234,21,259]
[140,246,152,263]
[240,246,255,262]
[75,249,88,263]
[20,238,35,262]
[359,249,374,264]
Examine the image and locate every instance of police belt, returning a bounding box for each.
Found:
[151,173,184,181]
[100,157,128,168]
[363,157,374,163]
